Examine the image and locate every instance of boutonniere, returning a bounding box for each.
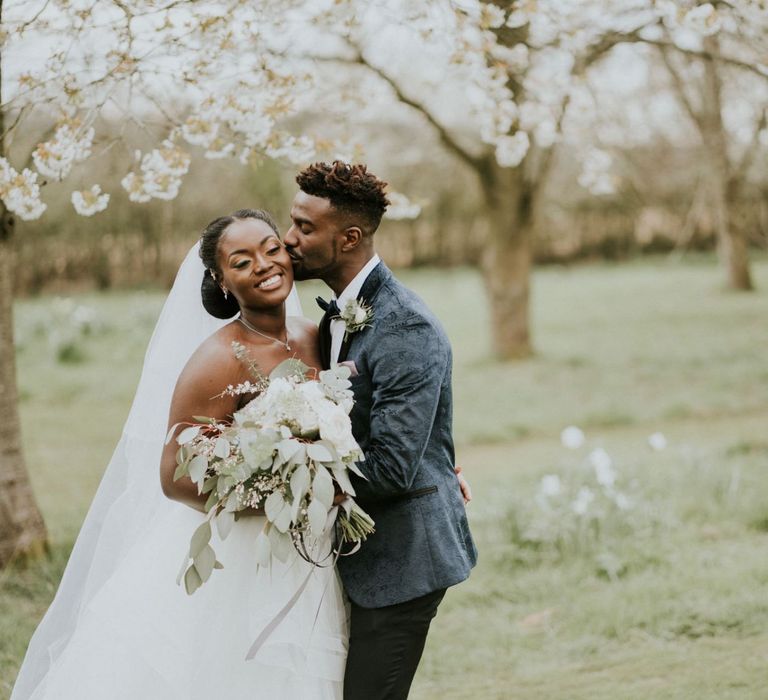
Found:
[340,298,374,340]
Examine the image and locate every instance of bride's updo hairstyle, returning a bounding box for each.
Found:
[198,208,280,319]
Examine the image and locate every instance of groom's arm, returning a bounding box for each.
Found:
[352,314,451,501]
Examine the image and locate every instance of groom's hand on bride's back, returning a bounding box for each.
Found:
[454,466,472,505]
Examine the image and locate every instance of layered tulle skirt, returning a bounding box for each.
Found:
[30,503,348,699]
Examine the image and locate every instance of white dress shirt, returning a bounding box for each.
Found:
[330,254,381,365]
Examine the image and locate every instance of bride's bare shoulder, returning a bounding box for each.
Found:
[176,322,243,388]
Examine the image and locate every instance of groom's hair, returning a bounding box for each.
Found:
[296,161,390,235]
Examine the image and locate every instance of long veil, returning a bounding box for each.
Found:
[11,243,304,699]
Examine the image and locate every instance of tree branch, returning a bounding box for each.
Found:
[308,48,486,173]
[659,45,703,128]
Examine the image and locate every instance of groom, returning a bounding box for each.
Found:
[284,162,478,699]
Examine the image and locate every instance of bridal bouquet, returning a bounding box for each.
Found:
[170,344,375,595]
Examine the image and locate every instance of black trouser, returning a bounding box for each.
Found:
[343,588,446,700]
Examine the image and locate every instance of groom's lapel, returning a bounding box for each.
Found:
[338,261,391,364]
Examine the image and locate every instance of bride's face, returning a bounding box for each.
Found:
[216,218,294,310]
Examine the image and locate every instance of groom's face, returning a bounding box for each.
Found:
[285,191,343,282]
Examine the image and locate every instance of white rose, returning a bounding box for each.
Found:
[318,405,359,457]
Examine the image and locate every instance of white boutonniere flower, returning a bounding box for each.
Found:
[340,298,374,339]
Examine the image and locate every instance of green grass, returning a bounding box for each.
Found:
[3,254,768,699]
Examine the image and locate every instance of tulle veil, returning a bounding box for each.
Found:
[11,243,304,699]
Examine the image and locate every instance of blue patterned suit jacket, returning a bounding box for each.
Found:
[326,262,478,608]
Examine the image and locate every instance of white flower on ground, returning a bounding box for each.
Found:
[572,486,595,515]
[560,426,585,450]
[495,131,530,168]
[589,448,616,487]
[71,185,109,216]
[539,474,562,498]
[612,491,632,511]
[648,432,668,451]
[384,192,421,220]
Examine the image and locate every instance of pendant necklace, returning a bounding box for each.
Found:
[238,316,292,352]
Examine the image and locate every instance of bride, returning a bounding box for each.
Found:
[11,209,348,700]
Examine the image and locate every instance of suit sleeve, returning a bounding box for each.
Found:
[351,313,450,501]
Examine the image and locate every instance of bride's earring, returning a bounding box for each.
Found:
[222,287,229,300]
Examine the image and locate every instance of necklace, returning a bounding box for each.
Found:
[238,316,292,352]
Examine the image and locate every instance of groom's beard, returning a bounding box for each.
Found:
[287,249,339,282]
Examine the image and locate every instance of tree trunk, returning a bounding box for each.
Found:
[701,37,753,291]
[0,213,49,567]
[480,165,534,359]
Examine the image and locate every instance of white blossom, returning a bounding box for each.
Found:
[572,486,595,515]
[589,447,616,487]
[539,474,562,497]
[561,426,585,450]
[384,192,421,220]
[0,158,47,221]
[495,131,530,168]
[32,124,94,181]
[648,432,668,451]
[683,3,722,36]
[71,185,110,216]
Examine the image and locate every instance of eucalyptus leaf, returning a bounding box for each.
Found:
[216,510,235,540]
[192,415,217,424]
[204,489,219,513]
[268,526,293,563]
[273,503,293,533]
[277,438,303,464]
[184,565,203,595]
[254,529,272,567]
[189,521,211,558]
[289,443,307,466]
[269,358,310,381]
[166,422,181,445]
[213,437,230,459]
[194,544,216,583]
[307,498,328,535]
[188,454,208,485]
[332,465,356,497]
[224,490,240,512]
[214,561,224,570]
[346,460,366,479]
[173,462,187,482]
[290,464,311,501]
[175,445,189,466]
[177,425,201,445]
[307,443,334,462]
[312,466,336,509]
[324,504,340,532]
[264,490,286,522]
[201,476,218,494]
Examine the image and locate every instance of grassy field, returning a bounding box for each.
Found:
[2,254,768,698]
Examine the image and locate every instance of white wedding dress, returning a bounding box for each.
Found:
[12,246,348,700]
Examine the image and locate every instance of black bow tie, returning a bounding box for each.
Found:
[316,296,341,319]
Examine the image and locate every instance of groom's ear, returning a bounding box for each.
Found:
[340,226,363,252]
